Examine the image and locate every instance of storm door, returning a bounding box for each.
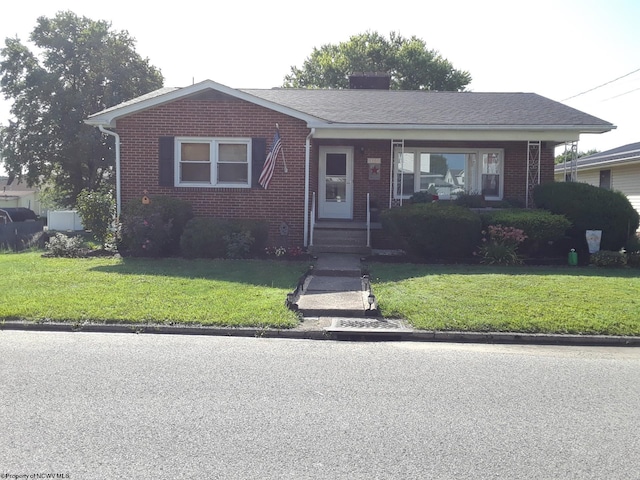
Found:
[319,146,354,219]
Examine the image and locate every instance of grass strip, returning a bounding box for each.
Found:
[0,252,308,328]
[369,263,640,336]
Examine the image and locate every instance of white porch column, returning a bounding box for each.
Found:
[526,141,541,208]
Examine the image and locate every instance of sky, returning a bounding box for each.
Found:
[0,0,638,172]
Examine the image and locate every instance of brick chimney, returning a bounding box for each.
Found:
[348,72,391,90]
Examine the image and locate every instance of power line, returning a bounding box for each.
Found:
[562,68,640,101]
[604,86,640,101]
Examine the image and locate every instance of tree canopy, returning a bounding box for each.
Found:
[0,11,163,206]
[283,31,471,91]
[555,149,599,165]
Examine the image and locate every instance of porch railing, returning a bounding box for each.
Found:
[309,192,316,248]
[366,192,371,248]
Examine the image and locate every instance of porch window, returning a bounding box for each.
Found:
[176,137,251,187]
[394,148,504,200]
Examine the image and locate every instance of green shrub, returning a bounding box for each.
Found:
[45,233,84,258]
[75,189,116,246]
[533,182,639,252]
[120,213,172,257]
[480,208,571,256]
[409,191,437,203]
[224,231,255,259]
[181,218,226,259]
[476,225,527,265]
[180,218,269,259]
[590,250,627,267]
[625,235,640,267]
[381,203,481,259]
[454,193,486,208]
[121,196,193,256]
[627,251,640,268]
[625,234,640,254]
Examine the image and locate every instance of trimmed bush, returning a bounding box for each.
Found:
[590,250,627,267]
[409,191,438,203]
[534,182,639,252]
[120,196,193,256]
[180,218,269,259]
[381,203,481,259]
[120,212,172,257]
[480,208,571,256]
[454,193,486,208]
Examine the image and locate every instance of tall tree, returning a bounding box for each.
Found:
[0,11,163,206]
[283,31,471,91]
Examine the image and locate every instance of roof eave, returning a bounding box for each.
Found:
[555,156,640,173]
[309,123,615,132]
[85,79,323,128]
[309,123,615,142]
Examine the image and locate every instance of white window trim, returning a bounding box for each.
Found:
[393,147,504,201]
[175,137,252,188]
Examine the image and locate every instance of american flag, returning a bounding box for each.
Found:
[259,130,282,189]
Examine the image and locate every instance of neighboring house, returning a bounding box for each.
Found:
[85,78,613,251]
[0,176,42,216]
[554,142,640,230]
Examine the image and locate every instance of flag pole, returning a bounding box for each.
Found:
[276,123,288,173]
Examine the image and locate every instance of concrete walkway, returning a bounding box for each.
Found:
[292,254,414,338]
[295,254,373,318]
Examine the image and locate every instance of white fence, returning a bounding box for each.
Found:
[47,210,84,231]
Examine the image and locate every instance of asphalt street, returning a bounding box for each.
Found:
[1,331,639,479]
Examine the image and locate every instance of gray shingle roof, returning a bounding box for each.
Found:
[555,141,640,171]
[86,80,613,130]
[241,89,611,127]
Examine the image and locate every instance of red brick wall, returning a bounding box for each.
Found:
[116,97,311,247]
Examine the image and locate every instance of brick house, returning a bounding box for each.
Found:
[85,78,614,253]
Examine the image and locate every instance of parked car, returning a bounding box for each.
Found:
[0,207,38,222]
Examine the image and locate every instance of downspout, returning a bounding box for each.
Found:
[98,125,121,217]
[303,128,315,248]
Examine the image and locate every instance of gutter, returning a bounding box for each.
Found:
[98,125,122,217]
[303,128,315,247]
[555,156,640,174]
[306,123,616,133]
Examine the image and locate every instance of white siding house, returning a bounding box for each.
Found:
[0,177,42,215]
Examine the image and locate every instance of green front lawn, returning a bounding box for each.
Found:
[2,253,640,335]
[369,263,640,336]
[0,252,308,328]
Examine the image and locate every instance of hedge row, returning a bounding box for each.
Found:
[120,196,268,259]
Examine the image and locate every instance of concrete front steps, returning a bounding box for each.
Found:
[309,221,371,255]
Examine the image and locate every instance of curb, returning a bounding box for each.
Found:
[2,320,639,346]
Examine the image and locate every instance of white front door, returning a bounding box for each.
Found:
[319,146,353,219]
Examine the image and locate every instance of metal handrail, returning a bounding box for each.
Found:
[310,192,316,247]
[366,193,371,248]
